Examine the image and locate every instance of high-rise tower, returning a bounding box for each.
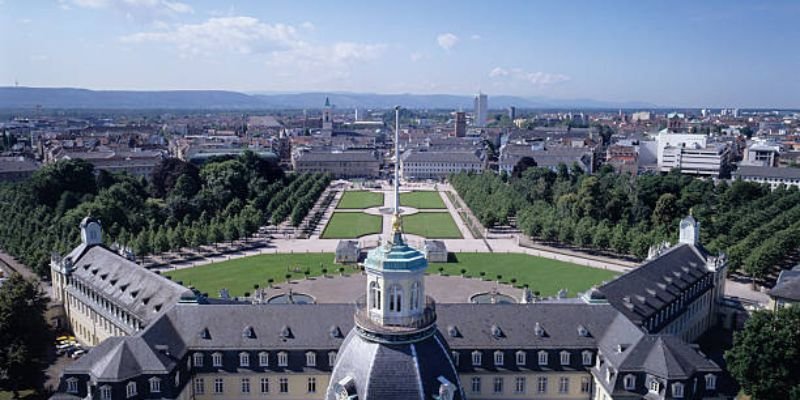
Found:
[473,92,488,127]
[326,107,464,400]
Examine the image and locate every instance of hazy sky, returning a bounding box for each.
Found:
[1,0,799,107]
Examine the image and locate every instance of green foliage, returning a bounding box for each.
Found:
[725,307,800,400]
[0,274,51,394]
[0,153,327,277]
[452,169,800,278]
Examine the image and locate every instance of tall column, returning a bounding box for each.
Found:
[394,106,401,214]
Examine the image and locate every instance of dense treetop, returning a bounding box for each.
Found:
[0,152,329,276]
[451,166,800,280]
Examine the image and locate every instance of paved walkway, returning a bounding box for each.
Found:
[439,189,475,239]
[265,273,524,304]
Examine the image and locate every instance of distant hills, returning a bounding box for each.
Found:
[0,87,658,110]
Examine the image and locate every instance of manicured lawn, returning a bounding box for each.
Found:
[322,212,382,238]
[400,191,446,209]
[337,191,384,209]
[436,253,619,297]
[165,253,340,297]
[0,390,36,400]
[403,212,462,238]
[164,252,618,298]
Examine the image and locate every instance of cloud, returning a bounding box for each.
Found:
[489,67,570,86]
[436,33,458,51]
[121,16,301,56]
[409,52,423,62]
[61,0,193,19]
[121,16,385,77]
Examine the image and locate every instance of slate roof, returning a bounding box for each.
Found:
[67,244,192,326]
[326,329,463,400]
[403,151,482,164]
[599,244,709,325]
[734,165,800,180]
[616,336,719,379]
[294,151,379,163]
[66,336,171,381]
[768,268,800,301]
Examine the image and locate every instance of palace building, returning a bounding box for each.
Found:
[50,114,730,399]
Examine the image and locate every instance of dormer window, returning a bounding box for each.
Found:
[705,374,716,390]
[538,351,548,366]
[471,351,482,366]
[306,351,316,367]
[66,378,79,393]
[149,377,161,393]
[623,375,635,390]
[239,352,250,367]
[494,351,504,366]
[328,351,337,366]
[243,326,255,338]
[582,351,592,366]
[100,385,112,400]
[278,352,288,367]
[515,350,526,366]
[606,368,614,383]
[193,352,204,367]
[672,382,684,398]
[649,379,660,393]
[451,351,459,365]
[560,351,570,365]
[126,381,137,398]
[212,352,223,367]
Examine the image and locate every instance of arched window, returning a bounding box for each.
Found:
[369,281,381,310]
[389,285,403,312]
[410,281,420,310]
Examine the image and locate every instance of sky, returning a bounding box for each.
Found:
[1,0,799,108]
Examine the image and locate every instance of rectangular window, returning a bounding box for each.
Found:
[537,377,548,393]
[193,353,204,367]
[451,351,459,366]
[67,379,79,393]
[538,351,548,366]
[306,352,316,367]
[260,378,269,393]
[494,351,504,366]
[493,377,503,393]
[515,377,526,393]
[471,377,481,393]
[308,377,317,393]
[240,353,250,367]
[150,378,161,393]
[278,352,288,367]
[329,352,337,367]
[241,378,250,394]
[471,352,482,366]
[559,377,569,393]
[214,378,224,394]
[279,378,289,393]
[100,386,112,400]
[582,351,592,366]
[581,377,591,393]
[212,353,223,367]
[516,351,526,366]
[194,378,205,394]
[126,382,137,398]
[259,352,269,367]
[560,352,571,365]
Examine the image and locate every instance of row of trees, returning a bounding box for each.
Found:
[451,166,800,279]
[0,152,330,276]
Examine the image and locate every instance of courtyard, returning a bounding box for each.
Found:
[164,252,618,299]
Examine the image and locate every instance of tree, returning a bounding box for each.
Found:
[0,274,51,397]
[512,156,537,178]
[652,193,679,226]
[150,158,200,198]
[725,307,800,400]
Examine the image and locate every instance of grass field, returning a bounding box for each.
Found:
[400,191,446,209]
[403,212,462,238]
[321,212,382,238]
[437,253,619,297]
[336,191,384,209]
[164,252,617,298]
[166,253,339,297]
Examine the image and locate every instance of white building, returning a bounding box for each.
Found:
[733,165,800,189]
[656,130,730,177]
[401,150,483,180]
[473,92,488,127]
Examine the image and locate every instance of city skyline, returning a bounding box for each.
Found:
[1,0,799,108]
